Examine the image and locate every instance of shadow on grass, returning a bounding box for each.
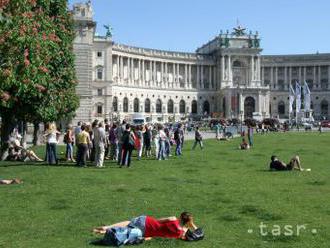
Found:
[240,205,283,221]
[261,233,300,243]
[307,180,326,186]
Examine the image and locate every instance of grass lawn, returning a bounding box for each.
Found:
[0,132,330,248]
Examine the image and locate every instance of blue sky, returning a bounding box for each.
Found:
[69,0,330,55]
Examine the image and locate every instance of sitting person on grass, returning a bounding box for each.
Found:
[0,178,22,185]
[93,212,204,243]
[269,155,310,171]
[6,140,43,162]
[239,138,250,150]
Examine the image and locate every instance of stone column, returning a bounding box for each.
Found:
[201,65,204,89]
[154,61,157,87]
[188,64,192,89]
[138,59,141,86]
[221,56,225,81]
[127,58,131,84]
[257,56,261,81]
[289,67,292,86]
[120,56,124,83]
[275,67,278,90]
[208,66,212,89]
[165,62,168,88]
[228,55,232,83]
[251,56,254,82]
[184,64,188,89]
[313,66,316,90]
[176,63,180,88]
[303,66,306,83]
[142,59,145,86]
[270,67,273,89]
[318,65,321,89]
[196,64,200,89]
[161,61,164,88]
[298,66,302,84]
[328,65,330,89]
[284,67,288,90]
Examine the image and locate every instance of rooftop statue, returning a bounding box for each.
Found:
[104,24,113,38]
[233,25,246,36]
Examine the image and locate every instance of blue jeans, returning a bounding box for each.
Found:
[175,142,182,156]
[129,215,146,236]
[66,143,74,160]
[46,143,57,164]
[158,140,166,160]
[117,143,123,165]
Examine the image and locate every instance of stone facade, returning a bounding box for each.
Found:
[72,2,330,123]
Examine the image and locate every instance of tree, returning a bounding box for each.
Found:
[0,0,79,154]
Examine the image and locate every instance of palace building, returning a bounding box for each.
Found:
[72,2,330,123]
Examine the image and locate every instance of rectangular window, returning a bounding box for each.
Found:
[97,89,103,96]
[97,105,103,114]
[97,51,102,57]
[97,69,103,80]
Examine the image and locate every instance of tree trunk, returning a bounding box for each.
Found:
[33,122,40,146]
[0,110,16,159]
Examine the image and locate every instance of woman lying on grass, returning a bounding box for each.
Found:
[93,212,204,244]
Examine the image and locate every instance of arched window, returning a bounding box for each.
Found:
[96,104,103,116]
[203,101,210,115]
[278,101,285,117]
[191,100,197,114]
[179,100,186,114]
[112,96,118,112]
[321,100,328,116]
[156,99,162,113]
[145,99,151,113]
[123,97,128,113]
[133,98,139,113]
[96,66,103,80]
[244,97,255,118]
[167,99,174,114]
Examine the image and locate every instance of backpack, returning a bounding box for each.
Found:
[63,133,68,144]
[102,226,144,246]
[185,228,205,242]
[174,129,180,141]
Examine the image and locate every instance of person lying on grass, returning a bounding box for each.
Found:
[269,155,310,171]
[0,178,22,185]
[93,212,203,241]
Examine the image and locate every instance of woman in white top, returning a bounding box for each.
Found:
[44,122,60,165]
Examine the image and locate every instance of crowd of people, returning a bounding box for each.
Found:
[70,120,188,168]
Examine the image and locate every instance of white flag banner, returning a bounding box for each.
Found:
[295,81,301,113]
[289,84,295,113]
[304,81,311,111]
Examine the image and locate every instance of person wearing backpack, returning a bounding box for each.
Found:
[93,212,204,243]
[120,124,135,167]
[116,120,126,165]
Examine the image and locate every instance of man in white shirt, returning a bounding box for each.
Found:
[94,122,106,167]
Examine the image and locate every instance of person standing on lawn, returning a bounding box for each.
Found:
[116,120,126,165]
[76,125,91,167]
[192,127,203,150]
[247,125,254,147]
[121,124,135,167]
[44,122,60,165]
[64,125,75,162]
[94,122,107,168]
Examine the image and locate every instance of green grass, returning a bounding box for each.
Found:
[1,132,330,248]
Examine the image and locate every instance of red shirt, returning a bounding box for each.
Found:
[144,216,184,239]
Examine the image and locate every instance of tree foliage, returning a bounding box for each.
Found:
[0,0,79,123]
